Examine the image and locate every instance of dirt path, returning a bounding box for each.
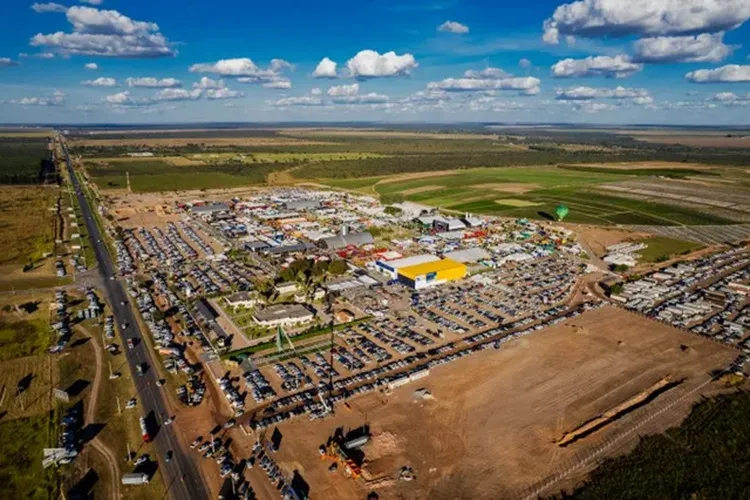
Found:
[80,326,121,500]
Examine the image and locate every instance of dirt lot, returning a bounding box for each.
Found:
[574,226,649,256]
[260,306,735,499]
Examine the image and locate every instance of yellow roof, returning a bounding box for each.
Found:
[397,258,466,280]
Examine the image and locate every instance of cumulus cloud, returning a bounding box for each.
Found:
[573,101,618,113]
[551,55,642,78]
[262,79,292,89]
[685,64,750,83]
[463,67,509,79]
[346,50,417,78]
[31,3,67,13]
[633,33,735,63]
[82,76,117,87]
[205,87,244,100]
[312,57,337,79]
[710,92,750,105]
[190,58,292,89]
[270,95,324,107]
[7,90,66,106]
[80,0,104,5]
[519,58,532,69]
[0,58,18,67]
[542,0,750,44]
[428,76,540,95]
[152,88,202,101]
[327,83,359,97]
[84,62,98,70]
[31,6,175,57]
[555,86,649,100]
[104,90,139,106]
[193,77,224,89]
[438,21,469,34]
[125,76,181,88]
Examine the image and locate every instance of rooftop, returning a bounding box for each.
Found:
[398,258,465,279]
[253,304,314,322]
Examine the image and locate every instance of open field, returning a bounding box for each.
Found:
[0,412,58,499]
[0,135,52,184]
[632,134,750,149]
[0,291,52,362]
[321,166,740,226]
[636,236,704,263]
[0,186,57,265]
[262,306,735,499]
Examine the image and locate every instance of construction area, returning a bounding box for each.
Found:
[253,306,736,499]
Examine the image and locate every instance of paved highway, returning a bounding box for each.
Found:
[60,136,208,500]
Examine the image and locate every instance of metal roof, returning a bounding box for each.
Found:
[397,258,465,280]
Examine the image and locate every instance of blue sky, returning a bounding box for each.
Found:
[1,0,750,124]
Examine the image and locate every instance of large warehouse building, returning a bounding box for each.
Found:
[375,254,441,279]
[397,258,466,290]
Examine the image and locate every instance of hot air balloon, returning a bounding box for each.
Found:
[555,204,569,221]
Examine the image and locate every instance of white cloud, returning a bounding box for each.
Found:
[7,90,66,106]
[19,52,55,59]
[205,87,244,100]
[31,3,67,13]
[574,101,618,113]
[551,55,642,78]
[463,67,509,79]
[327,83,359,97]
[331,93,390,105]
[438,21,469,34]
[428,76,541,94]
[555,85,649,100]
[0,58,17,67]
[519,58,532,69]
[633,33,735,63]
[193,77,224,89]
[152,88,202,101]
[543,0,750,44]
[633,96,654,106]
[270,95,324,107]
[262,79,292,89]
[310,88,322,96]
[82,76,117,87]
[346,50,417,78]
[312,57,337,79]
[685,64,750,83]
[125,77,181,88]
[711,91,741,101]
[80,0,104,5]
[31,6,175,57]
[190,58,284,77]
[84,62,98,70]
[104,90,137,105]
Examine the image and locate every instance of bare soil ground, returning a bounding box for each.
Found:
[574,226,649,257]
[262,306,735,500]
[401,185,444,195]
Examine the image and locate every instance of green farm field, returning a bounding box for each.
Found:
[319,166,743,226]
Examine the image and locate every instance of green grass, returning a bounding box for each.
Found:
[0,186,57,265]
[357,166,736,226]
[0,413,58,499]
[638,236,703,262]
[0,316,51,361]
[569,389,750,499]
[558,165,719,178]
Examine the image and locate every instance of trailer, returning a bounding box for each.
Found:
[121,472,150,485]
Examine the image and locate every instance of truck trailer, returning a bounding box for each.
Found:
[121,472,150,485]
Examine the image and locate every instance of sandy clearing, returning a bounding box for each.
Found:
[262,306,735,500]
[574,227,649,257]
[375,170,463,185]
